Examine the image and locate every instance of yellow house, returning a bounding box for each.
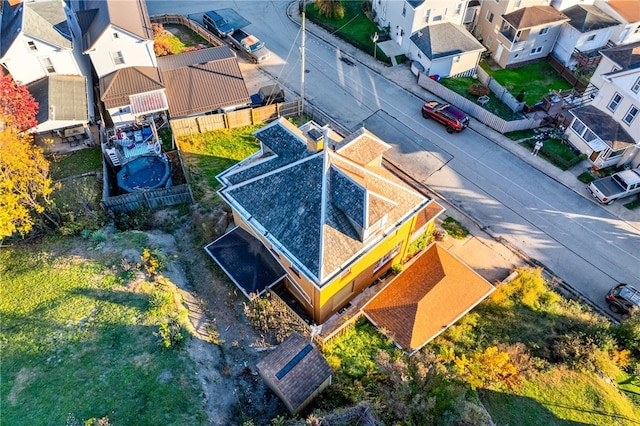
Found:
[206,117,444,325]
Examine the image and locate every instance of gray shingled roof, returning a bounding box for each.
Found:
[570,105,635,150]
[410,22,485,60]
[158,46,250,117]
[77,0,153,52]
[218,118,429,285]
[600,41,640,72]
[257,333,331,414]
[564,4,620,33]
[28,74,88,124]
[1,0,71,59]
[99,66,164,108]
[26,0,71,45]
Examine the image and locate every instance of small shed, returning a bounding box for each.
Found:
[257,333,332,415]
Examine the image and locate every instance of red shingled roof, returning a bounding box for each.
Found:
[364,244,494,354]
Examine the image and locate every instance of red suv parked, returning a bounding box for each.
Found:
[421,101,470,133]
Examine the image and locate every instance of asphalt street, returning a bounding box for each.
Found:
[146,1,640,314]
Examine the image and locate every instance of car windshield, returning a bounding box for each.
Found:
[620,286,640,306]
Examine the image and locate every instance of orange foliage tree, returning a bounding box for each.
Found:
[0,74,57,238]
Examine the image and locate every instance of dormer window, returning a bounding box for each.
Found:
[540,27,549,35]
[27,41,37,51]
[111,51,125,65]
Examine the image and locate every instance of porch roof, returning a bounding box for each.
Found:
[571,105,636,150]
[363,244,494,355]
[204,226,286,299]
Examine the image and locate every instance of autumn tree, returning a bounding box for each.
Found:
[0,73,38,132]
[0,130,58,238]
[315,0,345,20]
[0,73,57,238]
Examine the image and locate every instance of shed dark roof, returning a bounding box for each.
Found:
[28,74,88,124]
[157,46,250,117]
[503,5,569,29]
[257,333,332,414]
[99,66,164,108]
[410,22,485,60]
[204,226,286,299]
[564,5,620,33]
[600,41,640,72]
[364,244,494,354]
[77,0,153,52]
[570,105,635,150]
[218,118,429,286]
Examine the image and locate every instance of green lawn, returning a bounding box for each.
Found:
[306,1,391,63]
[177,125,262,208]
[480,61,573,105]
[0,236,207,426]
[49,147,103,180]
[439,77,523,120]
[520,138,583,170]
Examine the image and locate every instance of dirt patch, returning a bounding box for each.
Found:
[147,218,285,424]
[7,367,38,406]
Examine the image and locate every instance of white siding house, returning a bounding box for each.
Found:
[566,42,640,168]
[75,0,156,79]
[595,0,640,46]
[552,4,619,68]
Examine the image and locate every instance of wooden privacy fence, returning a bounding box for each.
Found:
[417,73,544,134]
[170,100,302,136]
[476,67,525,113]
[102,183,193,213]
[547,55,587,91]
[150,14,224,47]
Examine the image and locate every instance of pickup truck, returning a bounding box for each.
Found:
[586,168,640,204]
[250,84,285,106]
[228,28,271,63]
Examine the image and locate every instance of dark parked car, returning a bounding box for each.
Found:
[203,10,234,38]
[421,101,470,133]
[250,84,285,106]
[606,283,640,315]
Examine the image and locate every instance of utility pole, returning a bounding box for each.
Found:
[300,0,306,117]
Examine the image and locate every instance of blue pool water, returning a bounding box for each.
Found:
[117,155,172,193]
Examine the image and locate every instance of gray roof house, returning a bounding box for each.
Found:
[27,74,88,133]
[207,117,443,325]
[552,4,620,68]
[409,22,485,78]
[1,0,93,130]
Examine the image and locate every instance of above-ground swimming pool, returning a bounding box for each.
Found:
[117,155,172,193]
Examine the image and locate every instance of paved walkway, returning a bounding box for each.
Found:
[285,5,635,319]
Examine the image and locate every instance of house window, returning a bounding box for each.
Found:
[582,128,597,142]
[609,147,626,159]
[27,41,37,51]
[571,119,586,136]
[586,34,596,42]
[424,9,430,22]
[112,32,119,40]
[486,11,494,23]
[632,77,640,94]
[455,3,462,14]
[539,27,549,35]
[290,266,301,278]
[515,0,522,7]
[530,47,542,55]
[40,57,55,73]
[402,4,406,16]
[373,243,401,273]
[111,51,125,65]
[608,93,622,111]
[624,106,638,125]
